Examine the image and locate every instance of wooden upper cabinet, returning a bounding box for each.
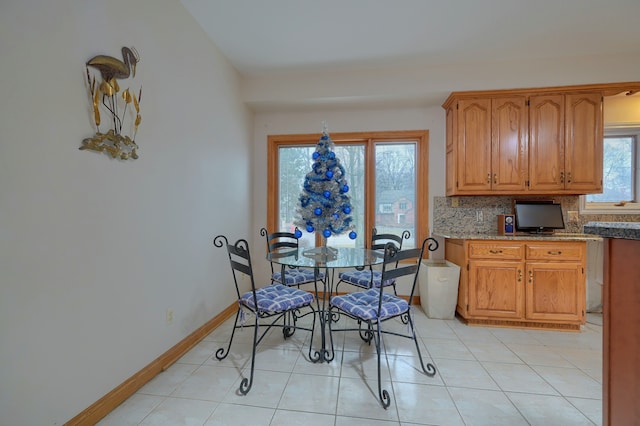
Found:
[445,105,456,195]
[449,97,527,194]
[492,97,528,192]
[456,99,492,192]
[529,94,565,191]
[529,92,603,193]
[441,82,633,195]
[565,93,603,193]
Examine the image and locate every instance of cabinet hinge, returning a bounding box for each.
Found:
[526,99,530,106]
[526,180,530,187]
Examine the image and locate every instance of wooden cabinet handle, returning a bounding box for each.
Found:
[489,249,503,254]
[547,250,562,255]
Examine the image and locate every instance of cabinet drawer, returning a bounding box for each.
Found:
[525,243,584,261]
[468,242,524,260]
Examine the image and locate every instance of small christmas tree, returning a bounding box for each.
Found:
[294,128,357,244]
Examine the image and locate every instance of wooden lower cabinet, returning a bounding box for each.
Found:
[446,239,586,330]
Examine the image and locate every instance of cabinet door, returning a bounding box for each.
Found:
[529,94,565,191]
[468,260,524,319]
[456,99,492,192]
[565,93,603,193]
[445,105,456,195]
[492,97,528,191]
[525,262,584,322]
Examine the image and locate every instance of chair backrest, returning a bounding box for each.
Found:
[378,237,440,305]
[370,228,410,251]
[260,227,301,253]
[214,235,258,304]
[260,227,302,275]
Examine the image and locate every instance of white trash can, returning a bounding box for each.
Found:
[418,260,461,319]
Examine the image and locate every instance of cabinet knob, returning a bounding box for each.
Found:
[560,171,565,183]
[487,173,491,184]
[567,172,572,183]
[518,269,522,282]
[529,270,533,283]
[494,173,497,184]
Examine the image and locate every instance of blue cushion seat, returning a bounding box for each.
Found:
[240,283,314,313]
[330,288,408,320]
[273,268,325,285]
[337,269,394,288]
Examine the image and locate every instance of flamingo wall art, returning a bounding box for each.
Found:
[81,47,142,160]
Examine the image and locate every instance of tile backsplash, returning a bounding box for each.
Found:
[432,196,640,235]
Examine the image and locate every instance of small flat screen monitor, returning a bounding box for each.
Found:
[514,202,565,234]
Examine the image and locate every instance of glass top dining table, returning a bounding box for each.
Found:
[266,246,384,363]
[266,246,383,270]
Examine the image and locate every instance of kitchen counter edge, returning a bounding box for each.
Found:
[583,221,640,241]
[432,232,602,241]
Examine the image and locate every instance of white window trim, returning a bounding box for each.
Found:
[580,124,640,214]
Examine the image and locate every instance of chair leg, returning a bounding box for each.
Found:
[406,312,436,377]
[373,321,391,409]
[215,308,241,361]
[238,311,260,395]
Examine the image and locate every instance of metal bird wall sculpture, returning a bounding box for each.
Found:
[81,46,142,160]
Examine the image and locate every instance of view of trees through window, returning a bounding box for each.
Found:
[270,131,428,250]
[586,133,637,203]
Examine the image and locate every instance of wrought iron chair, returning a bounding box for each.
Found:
[260,227,325,287]
[335,228,410,295]
[213,235,316,395]
[328,237,439,408]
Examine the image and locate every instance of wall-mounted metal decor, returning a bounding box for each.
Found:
[81,47,142,160]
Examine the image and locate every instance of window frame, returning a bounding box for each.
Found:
[267,130,430,247]
[581,125,640,214]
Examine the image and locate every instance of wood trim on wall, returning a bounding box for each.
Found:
[65,304,237,425]
[267,130,431,247]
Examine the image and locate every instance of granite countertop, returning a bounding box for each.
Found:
[583,221,640,241]
[433,231,602,241]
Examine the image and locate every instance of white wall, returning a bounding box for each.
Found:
[0,1,252,424]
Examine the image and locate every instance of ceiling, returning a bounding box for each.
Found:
[180,0,640,110]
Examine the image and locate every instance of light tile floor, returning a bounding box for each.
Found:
[98,310,603,425]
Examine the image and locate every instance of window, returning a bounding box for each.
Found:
[267,130,429,249]
[582,127,640,213]
[379,204,393,214]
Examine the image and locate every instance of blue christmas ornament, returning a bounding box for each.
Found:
[329,152,335,159]
[332,213,339,219]
[343,206,351,214]
[294,229,302,238]
[314,207,322,216]
[323,190,331,198]
[312,152,320,160]
[323,229,331,238]
[349,231,357,240]
[306,225,314,233]
[326,170,334,178]
[342,185,349,193]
